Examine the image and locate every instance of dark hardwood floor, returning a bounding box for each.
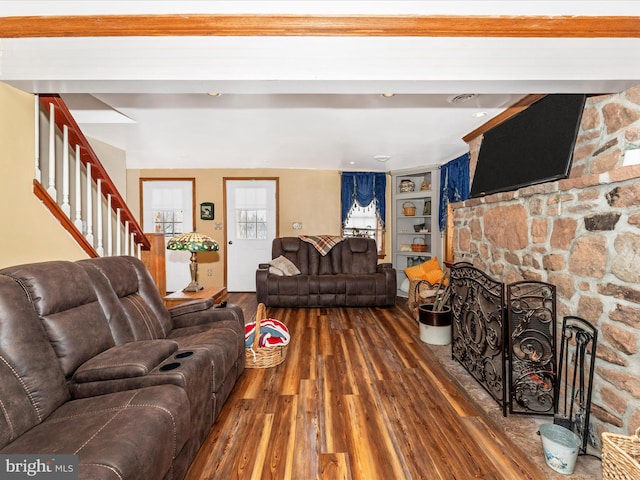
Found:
[185,293,546,480]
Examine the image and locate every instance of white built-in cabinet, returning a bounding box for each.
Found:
[391,167,441,297]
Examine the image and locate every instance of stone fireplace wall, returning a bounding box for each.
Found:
[453,85,640,447]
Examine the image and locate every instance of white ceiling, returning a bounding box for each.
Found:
[1,1,640,171]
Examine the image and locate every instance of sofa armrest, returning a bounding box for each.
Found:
[168,298,215,317]
[377,263,397,305]
[170,303,245,330]
[72,340,178,383]
[377,262,395,280]
[69,347,213,408]
[256,264,270,304]
[377,262,393,271]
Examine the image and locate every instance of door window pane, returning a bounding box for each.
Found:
[152,209,184,234]
[142,180,193,235]
[234,187,271,240]
[235,209,268,239]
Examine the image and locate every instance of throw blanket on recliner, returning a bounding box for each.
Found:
[299,235,345,256]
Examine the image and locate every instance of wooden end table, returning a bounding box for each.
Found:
[163,286,227,308]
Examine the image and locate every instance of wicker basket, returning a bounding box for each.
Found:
[245,303,289,369]
[408,279,437,321]
[411,237,427,252]
[602,428,640,480]
[402,202,416,216]
[400,179,415,192]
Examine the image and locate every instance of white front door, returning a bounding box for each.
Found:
[225,179,277,292]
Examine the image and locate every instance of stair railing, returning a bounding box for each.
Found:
[33,94,149,257]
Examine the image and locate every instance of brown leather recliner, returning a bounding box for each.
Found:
[0,273,192,480]
[0,256,245,480]
[256,237,396,307]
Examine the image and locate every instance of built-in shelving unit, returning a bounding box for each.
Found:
[391,167,441,297]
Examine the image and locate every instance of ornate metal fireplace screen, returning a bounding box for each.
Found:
[450,264,558,416]
[450,263,507,414]
[507,281,557,416]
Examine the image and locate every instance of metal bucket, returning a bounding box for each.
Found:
[539,423,581,475]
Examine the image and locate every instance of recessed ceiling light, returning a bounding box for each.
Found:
[208,92,221,97]
[349,161,356,165]
[472,111,488,118]
[381,93,395,98]
[374,155,391,162]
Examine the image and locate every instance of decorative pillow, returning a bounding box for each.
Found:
[423,268,447,285]
[419,256,441,275]
[269,266,285,276]
[421,257,446,284]
[404,256,446,284]
[269,255,301,276]
[404,263,425,280]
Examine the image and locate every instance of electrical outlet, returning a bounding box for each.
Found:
[207,268,213,276]
[292,222,302,230]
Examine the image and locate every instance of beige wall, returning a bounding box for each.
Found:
[88,136,127,200]
[0,83,87,268]
[127,168,391,288]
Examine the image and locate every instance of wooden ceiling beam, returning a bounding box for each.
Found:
[1,14,639,38]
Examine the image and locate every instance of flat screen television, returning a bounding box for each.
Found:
[470,94,586,198]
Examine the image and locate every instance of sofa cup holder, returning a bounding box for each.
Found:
[175,351,194,359]
[159,362,181,372]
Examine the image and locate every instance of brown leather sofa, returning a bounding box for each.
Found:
[256,236,396,307]
[0,256,245,480]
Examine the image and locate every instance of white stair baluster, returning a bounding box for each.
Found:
[124,221,130,255]
[74,144,83,231]
[96,179,104,256]
[116,209,122,255]
[85,163,94,245]
[107,194,113,256]
[47,103,57,198]
[61,125,71,216]
[130,232,136,258]
[34,95,41,182]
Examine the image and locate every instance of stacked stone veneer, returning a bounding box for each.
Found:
[453,85,640,447]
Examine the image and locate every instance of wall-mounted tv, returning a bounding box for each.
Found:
[470,94,587,198]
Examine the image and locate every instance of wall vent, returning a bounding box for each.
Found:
[448,93,477,104]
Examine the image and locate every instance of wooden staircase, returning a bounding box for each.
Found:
[33,94,149,258]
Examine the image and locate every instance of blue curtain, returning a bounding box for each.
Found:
[341,172,386,229]
[438,153,470,231]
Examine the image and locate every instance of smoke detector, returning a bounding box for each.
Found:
[374,155,391,162]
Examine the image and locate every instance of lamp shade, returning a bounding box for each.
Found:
[166,232,218,292]
[166,232,219,252]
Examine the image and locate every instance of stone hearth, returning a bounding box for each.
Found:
[427,342,603,479]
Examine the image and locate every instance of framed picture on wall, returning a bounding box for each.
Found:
[200,202,214,220]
